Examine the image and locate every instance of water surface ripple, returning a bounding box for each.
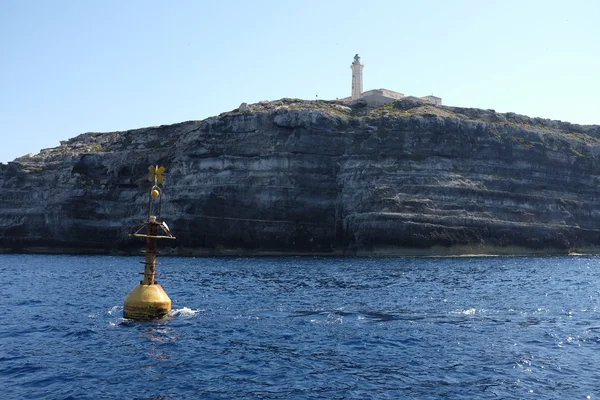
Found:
[1,255,600,399]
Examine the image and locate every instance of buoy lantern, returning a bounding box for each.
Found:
[124,165,176,320]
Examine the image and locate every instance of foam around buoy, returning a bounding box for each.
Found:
[123,283,171,320]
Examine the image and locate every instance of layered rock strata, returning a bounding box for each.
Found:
[2,98,600,256]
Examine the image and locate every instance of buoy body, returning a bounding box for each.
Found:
[123,283,171,320]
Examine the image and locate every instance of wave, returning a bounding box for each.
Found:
[170,307,202,317]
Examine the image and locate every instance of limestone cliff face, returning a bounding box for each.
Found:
[2,98,600,255]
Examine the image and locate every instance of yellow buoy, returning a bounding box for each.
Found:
[124,283,171,320]
[123,165,176,321]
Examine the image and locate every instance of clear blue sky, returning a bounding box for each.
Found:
[1,0,598,163]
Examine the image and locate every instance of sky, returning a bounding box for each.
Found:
[1,0,599,163]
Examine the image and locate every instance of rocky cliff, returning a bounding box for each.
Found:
[2,98,600,256]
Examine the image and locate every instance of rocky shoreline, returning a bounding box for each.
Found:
[2,97,600,256]
[1,245,597,258]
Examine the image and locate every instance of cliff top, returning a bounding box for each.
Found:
[11,97,600,170]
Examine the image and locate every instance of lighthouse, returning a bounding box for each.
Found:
[351,54,363,100]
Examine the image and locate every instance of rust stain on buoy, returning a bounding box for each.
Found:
[124,165,176,321]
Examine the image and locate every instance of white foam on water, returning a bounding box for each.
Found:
[310,313,344,325]
[170,307,203,317]
[107,305,122,316]
[451,308,477,315]
[109,318,129,326]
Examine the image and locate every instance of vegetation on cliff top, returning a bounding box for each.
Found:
[11,97,599,170]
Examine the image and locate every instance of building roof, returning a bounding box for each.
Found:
[362,88,405,99]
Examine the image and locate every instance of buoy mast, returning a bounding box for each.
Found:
[123,165,175,320]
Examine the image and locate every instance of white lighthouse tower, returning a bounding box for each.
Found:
[351,54,364,100]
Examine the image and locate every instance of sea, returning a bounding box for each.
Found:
[1,254,600,399]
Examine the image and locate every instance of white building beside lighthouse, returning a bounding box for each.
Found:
[342,54,442,107]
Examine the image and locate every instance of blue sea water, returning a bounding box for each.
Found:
[1,254,600,399]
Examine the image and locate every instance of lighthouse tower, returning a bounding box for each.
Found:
[351,54,363,100]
